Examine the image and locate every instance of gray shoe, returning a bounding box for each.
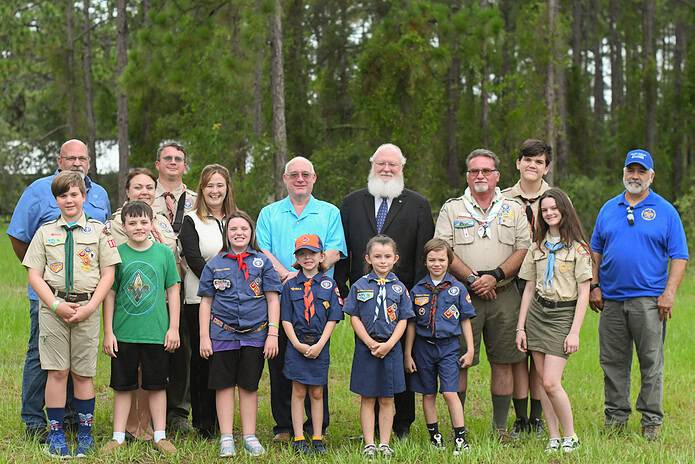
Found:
[561,435,580,453]
[545,437,561,452]
[219,437,236,457]
[378,443,394,458]
[362,444,377,458]
[243,435,265,456]
[642,424,661,441]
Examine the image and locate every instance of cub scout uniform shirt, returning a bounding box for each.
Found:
[22,213,121,294]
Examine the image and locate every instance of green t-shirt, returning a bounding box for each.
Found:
[113,242,180,344]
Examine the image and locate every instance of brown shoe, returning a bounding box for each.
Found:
[154,438,177,454]
[273,432,291,442]
[642,424,661,441]
[496,429,514,446]
[101,440,125,454]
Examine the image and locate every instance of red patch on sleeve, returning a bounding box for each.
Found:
[107,239,116,248]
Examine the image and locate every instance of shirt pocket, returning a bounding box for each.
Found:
[453,218,476,245]
[210,269,235,293]
[87,198,107,222]
[497,216,516,246]
[74,236,99,272]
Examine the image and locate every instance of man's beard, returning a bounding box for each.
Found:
[367,172,404,200]
[472,183,489,193]
[623,178,650,195]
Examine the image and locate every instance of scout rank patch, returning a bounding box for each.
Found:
[323,300,330,309]
[213,279,231,290]
[443,305,459,319]
[413,294,430,306]
[249,276,262,296]
[356,289,374,302]
[386,303,398,322]
[78,247,95,271]
[49,262,64,273]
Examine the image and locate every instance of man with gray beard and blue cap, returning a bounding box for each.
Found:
[589,149,688,441]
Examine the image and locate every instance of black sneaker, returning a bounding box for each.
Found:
[312,439,327,455]
[453,434,470,455]
[430,432,445,450]
[529,418,545,438]
[291,439,312,455]
[510,418,529,439]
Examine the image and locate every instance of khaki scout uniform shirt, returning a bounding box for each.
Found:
[502,179,550,233]
[152,181,197,232]
[435,187,531,287]
[22,213,122,294]
[518,236,593,302]
[105,207,179,259]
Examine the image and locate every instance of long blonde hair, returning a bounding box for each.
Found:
[194,164,236,221]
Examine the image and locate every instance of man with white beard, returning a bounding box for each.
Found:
[335,143,434,438]
[590,149,688,441]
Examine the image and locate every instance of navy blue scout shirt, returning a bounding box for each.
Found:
[281,272,343,338]
[410,273,476,339]
[343,272,415,341]
[198,249,283,343]
[591,190,689,301]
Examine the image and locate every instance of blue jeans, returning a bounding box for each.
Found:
[21,299,75,428]
[22,299,46,428]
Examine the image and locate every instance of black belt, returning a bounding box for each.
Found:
[211,316,268,334]
[48,285,91,303]
[371,336,389,343]
[535,295,576,309]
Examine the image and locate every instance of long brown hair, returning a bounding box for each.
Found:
[194,164,236,221]
[534,188,588,251]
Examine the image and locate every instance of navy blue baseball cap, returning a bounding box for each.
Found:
[624,149,653,170]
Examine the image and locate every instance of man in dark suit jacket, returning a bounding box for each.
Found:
[335,143,435,438]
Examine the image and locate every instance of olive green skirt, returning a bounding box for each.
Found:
[526,298,575,359]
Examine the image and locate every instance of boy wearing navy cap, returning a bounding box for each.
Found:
[281,234,343,454]
[404,238,476,455]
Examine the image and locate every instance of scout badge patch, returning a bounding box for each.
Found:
[386,304,397,322]
[49,262,64,273]
[249,277,262,296]
[443,305,459,319]
[334,287,344,305]
[213,279,231,290]
[356,290,374,302]
[413,294,430,306]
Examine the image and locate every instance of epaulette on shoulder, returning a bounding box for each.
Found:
[43,218,60,226]
[501,186,512,193]
[87,217,104,225]
[442,195,465,205]
[504,196,524,207]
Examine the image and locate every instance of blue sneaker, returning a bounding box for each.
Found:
[45,429,70,458]
[75,433,94,458]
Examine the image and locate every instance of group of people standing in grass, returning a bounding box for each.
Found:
[7,138,687,458]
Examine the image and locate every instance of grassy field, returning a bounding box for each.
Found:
[0,226,693,463]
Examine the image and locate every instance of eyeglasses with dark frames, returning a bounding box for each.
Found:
[466,168,498,178]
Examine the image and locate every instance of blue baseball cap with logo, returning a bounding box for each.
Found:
[624,149,654,170]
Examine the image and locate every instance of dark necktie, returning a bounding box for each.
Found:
[423,281,452,336]
[303,279,315,323]
[376,197,388,233]
[524,196,540,237]
[63,224,79,293]
[226,252,250,280]
[162,192,176,223]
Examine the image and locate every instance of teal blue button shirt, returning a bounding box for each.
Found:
[256,196,347,277]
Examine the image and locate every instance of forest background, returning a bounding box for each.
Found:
[2,0,694,244]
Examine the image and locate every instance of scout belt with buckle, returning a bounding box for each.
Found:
[535,295,577,309]
[211,316,268,334]
[48,285,91,303]
[299,334,319,344]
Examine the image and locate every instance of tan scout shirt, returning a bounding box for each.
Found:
[152,181,197,228]
[518,236,592,301]
[22,213,121,294]
[105,207,179,259]
[502,180,551,233]
[435,188,531,286]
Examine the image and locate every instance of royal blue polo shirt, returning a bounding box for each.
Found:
[256,195,347,277]
[590,190,688,300]
[8,171,111,300]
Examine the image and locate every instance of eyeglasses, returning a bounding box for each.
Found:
[467,169,498,177]
[286,171,314,180]
[626,206,635,226]
[61,156,89,163]
[374,161,401,169]
[161,155,185,163]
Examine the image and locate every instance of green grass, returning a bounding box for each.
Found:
[0,225,694,463]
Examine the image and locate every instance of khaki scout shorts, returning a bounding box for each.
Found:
[39,302,100,377]
[459,283,526,366]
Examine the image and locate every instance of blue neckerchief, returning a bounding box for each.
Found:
[543,241,565,289]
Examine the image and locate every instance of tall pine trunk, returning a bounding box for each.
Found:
[643,0,656,152]
[116,0,129,204]
[673,16,686,196]
[65,1,78,137]
[444,0,461,189]
[270,0,288,200]
[82,0,97,177]
[608,0,623,137]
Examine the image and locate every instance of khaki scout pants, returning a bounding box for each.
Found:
[599,297,664,426]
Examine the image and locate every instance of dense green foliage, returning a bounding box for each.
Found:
[2,1,694,242]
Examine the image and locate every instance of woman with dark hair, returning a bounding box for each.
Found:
[515,188,591,453]
[179,164,236,437]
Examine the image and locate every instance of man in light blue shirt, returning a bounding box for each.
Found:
[8,139,111,440]
[256,156,346,440]
[590,149,688,441]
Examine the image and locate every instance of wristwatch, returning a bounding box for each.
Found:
[590,283,601,292]
[466,274,478,285]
